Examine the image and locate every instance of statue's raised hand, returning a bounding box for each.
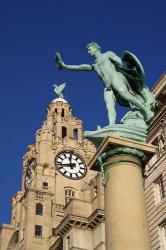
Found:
[55,52,65,70]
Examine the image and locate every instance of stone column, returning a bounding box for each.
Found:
[104,152,151,250]
[89,135,156,250]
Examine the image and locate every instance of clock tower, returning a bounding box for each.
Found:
[0,96,105,250]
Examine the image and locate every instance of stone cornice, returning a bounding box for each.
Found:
[54,209,104,237]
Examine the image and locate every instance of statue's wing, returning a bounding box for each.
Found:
[121,51,145,93]
[122,51,145,78]
[57,83,66,92]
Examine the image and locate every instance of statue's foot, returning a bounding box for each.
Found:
[109,123,116,126]
[97,125,101,130]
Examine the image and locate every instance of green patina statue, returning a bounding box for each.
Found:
[55,42,155,126]
[52,83,66,98]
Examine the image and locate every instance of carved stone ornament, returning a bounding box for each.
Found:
[97,146,147,171]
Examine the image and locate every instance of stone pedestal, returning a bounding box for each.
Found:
[89,134,156,250]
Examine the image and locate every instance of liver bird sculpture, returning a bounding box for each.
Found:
[52,83,66,98]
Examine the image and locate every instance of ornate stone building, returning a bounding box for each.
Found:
[0,97,105,250]
[145,73,166,250]
[0,73,166,250]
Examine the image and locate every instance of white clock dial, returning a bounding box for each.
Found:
[55,151,87,180]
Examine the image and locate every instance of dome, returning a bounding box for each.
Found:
[52,98,68,104]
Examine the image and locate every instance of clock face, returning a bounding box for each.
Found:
[55,151,87,180]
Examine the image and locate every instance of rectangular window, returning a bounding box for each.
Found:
[35,225,42,237]
[36,203,43,215]
[43,182,48,189]
[160,221,166,249]
[64,189,76,205]
[62,127,67,138]
[52,228,56,235]
[155,176,165,204]
[73,128,78,141]
[67,235,70,250]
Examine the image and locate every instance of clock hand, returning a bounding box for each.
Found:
[62,163,76,169]
[69,153,72,164]
[62,163,76,166]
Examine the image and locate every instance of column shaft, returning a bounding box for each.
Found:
[104,154,151,250]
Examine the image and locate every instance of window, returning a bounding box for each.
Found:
[35,225,42,237]
[61,108,65,118]
[65,189,75,205]
[73,129,78,141]
[67,235,70,250]
[94,185,98,196]
[62,127,67,138]
[36,192,43,200]
[43,182,48,189]
[155,176,165,204]
[160,221,166,249]
[152,137,160,158]
[36,203,43,215]
[52,228,56,235]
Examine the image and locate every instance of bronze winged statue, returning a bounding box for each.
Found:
[55,42,155,125]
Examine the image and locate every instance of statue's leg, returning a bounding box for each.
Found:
[113,83,153,121]
[140,87,156,108]
[104,88,116,125]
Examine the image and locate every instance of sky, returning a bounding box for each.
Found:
[0,0,166,225]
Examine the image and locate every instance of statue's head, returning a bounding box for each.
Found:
[87,42,101,56]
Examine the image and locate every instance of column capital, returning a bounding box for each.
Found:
[99,146,146,166]
[89,134,157,172]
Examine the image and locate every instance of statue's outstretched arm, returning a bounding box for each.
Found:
[55,52,93,71]
[63,63,93,71]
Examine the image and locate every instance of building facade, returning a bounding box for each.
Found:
[145,73,166,250]
[0,74,166,250]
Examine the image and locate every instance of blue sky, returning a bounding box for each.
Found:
[0,0,165,225]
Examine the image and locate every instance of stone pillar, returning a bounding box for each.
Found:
[89,135,156,250]
[104,152,151,250]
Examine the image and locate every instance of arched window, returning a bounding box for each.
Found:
[62,126,67,138]
[64,189,76,205]
[61,108,65,118]
[73,128,78,141]
[36,203,43,215]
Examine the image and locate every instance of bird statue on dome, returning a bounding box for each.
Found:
[52,83,66,98]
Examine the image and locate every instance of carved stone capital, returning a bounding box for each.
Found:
[104,146,146,163]
[89,134,156,172]
[96,146,147,175]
